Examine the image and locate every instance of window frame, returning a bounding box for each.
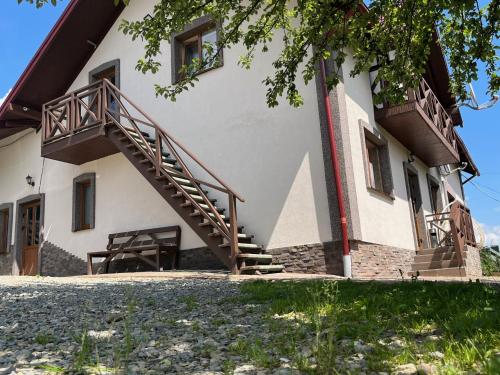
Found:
[171,16,223,83]
[426,173,443,214]
[72,173,96,232]
[0,203,13,254]
[359,120,395,199]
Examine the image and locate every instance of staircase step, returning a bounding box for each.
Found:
[190,211,228,221]
[208,232,253,240]
[239,264,285,274]
[171,187,209,196]
[238,253,273,262]
[180,201,225,214]
[114,128,150,138]
[408,267,466,278]
[199,221,243,232]
[413,251,465,263]
[219,242,263,251]
[417,246,454,256]
[411,259,463,271]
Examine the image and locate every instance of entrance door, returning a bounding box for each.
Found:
[21,200,41,276]
[406,169,426,250]
[91,65,118,115]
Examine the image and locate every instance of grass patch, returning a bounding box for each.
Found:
[34,332,55,345]
[236,280,500,374]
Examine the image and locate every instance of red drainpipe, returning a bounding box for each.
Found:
[319,58,352,278]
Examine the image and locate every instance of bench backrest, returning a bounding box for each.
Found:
[107,226,181,251]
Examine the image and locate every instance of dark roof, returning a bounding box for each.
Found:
[456,134,480,176]
[0,0,124,139]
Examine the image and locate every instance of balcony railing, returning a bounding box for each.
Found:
[373,78,460,167]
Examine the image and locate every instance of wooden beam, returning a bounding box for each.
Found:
[7,103,42,122]
[3,120,39,129]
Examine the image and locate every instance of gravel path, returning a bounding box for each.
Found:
[0,277,287,375]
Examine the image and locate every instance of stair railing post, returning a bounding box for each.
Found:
[228,192,240,275]
[155,132,162,177]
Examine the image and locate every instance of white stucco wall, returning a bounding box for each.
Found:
[0,130,206,261]
[62,0,332,251]
[0,0,333,265]
[341,53,464,250]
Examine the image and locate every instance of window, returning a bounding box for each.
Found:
[72,173,96,232]
[172,17,222,83]
[0,206,11,254]
[360,121,394,198]
[427,174,442,214]
[366,139,383,191]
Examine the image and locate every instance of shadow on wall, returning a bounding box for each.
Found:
[40,242,87,277]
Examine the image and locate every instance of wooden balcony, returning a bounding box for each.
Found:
[374,79,460,167]
[41,81,118,165]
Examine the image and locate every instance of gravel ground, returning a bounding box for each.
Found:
[0,276,291,375]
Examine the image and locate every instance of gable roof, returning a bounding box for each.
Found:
[0,0,124,140]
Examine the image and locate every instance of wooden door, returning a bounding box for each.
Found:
[21,201,41,276]
[92,66,117,114]
[407,172,425,250]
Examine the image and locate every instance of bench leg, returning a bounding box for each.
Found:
[87,255,93,276]
[171,250,178,270]
[156,248,161,272]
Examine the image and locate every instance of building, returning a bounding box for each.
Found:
[0,0,482,278]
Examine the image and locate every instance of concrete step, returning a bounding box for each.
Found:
[408,267,466,278]
[238,253,273,263]
[240,264,285,274]
[220,243,263,252]
[411,259,464,271]
[413,251,465,263]
[416,246,454,256]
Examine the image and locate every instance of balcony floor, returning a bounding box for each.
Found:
[41,125,119,165]
[375,101,460,167]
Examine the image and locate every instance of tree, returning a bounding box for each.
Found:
[20,0,499,108]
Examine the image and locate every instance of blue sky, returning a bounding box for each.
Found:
[0,1,499,245]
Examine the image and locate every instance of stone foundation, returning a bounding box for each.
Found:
[464,246,483,278]
[40,242,87,277]
[350,241,415,279]
[178,247,225,270]
[269,240,415,279]
[0,251,13,276]
[268,242,344,275]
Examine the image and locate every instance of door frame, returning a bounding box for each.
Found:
[13,194,45,276]
[403,163,428,251]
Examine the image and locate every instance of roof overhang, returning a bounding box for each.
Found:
[0,0,125,140]
[456,134,479,176]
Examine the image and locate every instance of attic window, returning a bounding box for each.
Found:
[172,17,222,83]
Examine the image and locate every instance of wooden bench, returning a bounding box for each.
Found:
[87,226,181,275]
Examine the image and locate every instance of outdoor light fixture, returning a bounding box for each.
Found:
[407,153,416,164]
[26,175,35,187]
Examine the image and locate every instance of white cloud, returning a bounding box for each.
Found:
[0,89,12,107]
[482,224,500,246]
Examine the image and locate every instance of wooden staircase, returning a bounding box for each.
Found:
[41,79,284,275]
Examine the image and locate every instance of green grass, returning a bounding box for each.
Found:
[236,280,500,374]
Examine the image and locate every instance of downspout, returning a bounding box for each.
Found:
[319,58,352,278]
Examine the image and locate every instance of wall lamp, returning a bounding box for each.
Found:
[407,153,416,164]
[26,175,35,187]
